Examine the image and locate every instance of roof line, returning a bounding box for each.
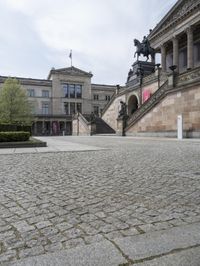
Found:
[149,0,183,39]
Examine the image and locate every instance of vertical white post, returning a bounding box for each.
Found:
[177,114,183,139]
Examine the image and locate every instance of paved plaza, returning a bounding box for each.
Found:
[0,136,200,265]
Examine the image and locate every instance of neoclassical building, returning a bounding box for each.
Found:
[149,0,200,73]
[101,0,200,138]
[0,0,199,138]
[0,66,117,135]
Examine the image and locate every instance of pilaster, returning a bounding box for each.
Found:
[187,26,194,69]
[161,44,167,72]
[173,37,179,72]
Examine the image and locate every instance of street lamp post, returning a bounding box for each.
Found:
[136,66,144,106]
[169,65,177,88]
[155,63,161,89]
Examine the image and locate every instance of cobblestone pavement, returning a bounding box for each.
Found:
[0,136,200,264]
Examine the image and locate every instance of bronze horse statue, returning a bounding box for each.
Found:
[134,38,155,61]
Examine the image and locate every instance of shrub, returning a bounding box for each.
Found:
[0,132,30,142]
[0,124,32,135]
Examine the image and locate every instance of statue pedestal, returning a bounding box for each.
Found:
[116,118,124,136]
[116,116,128,136]
[126,61,155,87]
[132,61,155,76]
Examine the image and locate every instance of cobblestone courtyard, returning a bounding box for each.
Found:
[0,136,200,265]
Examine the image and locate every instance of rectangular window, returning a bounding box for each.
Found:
[42,90,49,98]
[198,44,200,61]
[63,85,68,98]
[69,84,75,98]
[93,94,99,100]
[93,106,99,115]
[27,89,35,97]
[194,42,200,66]
[42,103,49,115]
[179,48,187,68]
[70,102,75,115]
[77,103,82,113]
[64,102,69,115]
[105,95,111,101]
[75,85,82,98]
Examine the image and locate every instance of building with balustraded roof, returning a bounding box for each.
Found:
[101,0,200,138]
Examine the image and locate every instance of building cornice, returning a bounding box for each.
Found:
[149,0,200,43]
[0,75,52,87]
[48,66,93,79]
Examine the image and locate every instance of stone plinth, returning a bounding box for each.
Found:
[116,118,124,136]
[116,116,128,136]
[126,61,155,87]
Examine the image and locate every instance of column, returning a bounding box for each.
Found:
[161,44,166,72]
[187,27,194,69]
[42,120,45,135]
[50,120,52,135]
[33,121,37,136]
[173,37,179,71]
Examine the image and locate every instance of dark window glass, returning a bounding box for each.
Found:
[63,85,68,98]
[42,90,49,98]
[77,103,82,113]
[70,102,75,114]
[75,85,82,98]
[105,95,111,101]
[69,85,75,98]
[64,102,69,115]
[179,48,187,69]
[27,89,35,97]
[42,103,49,115]
[94,94,99,100]
[197,43,200,61]
[93,106,99,115]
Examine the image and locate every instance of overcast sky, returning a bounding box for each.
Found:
[0,0,177,85]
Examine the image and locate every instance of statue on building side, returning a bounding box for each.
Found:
[118,101,127,118]
[134,36,155,61]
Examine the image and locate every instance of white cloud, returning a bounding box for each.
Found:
[1,0,177,84]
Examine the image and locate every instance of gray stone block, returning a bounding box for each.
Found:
[115,222,200,261]
[10,240,127,266]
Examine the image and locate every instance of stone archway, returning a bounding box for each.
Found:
[128,95,139,116]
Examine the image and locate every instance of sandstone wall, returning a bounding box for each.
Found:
[102,94,126,131]
[126,85,200,137]
[72,117,91,135]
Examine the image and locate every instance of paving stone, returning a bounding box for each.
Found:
[84,234,104,244]
[13,221,35,233]
[133,246,200,266]
[19,246,45,259]
[10,239,126,266]
[1,136,200,263]
[55,222,73,231]
[0,249,16,264]
[44,242,63,252]
[115,222,200,261]
[35,220,52,229]
[63,237,85,249]
[120,227,140,236]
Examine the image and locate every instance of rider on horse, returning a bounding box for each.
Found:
[142,36,150,57]
[134,36,155,61]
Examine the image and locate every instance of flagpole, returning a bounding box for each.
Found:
[69,49,72,68]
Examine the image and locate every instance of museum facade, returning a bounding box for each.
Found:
[101,0,200,138]
[0,66,117,135]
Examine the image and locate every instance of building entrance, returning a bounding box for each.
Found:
[128,95,138,116]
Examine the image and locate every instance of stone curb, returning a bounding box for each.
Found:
[9,222,200,266]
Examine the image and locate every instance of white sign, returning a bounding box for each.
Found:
[177,114,183,139]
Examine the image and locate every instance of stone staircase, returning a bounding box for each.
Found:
[94,117,116,134]
[125,80,169,131]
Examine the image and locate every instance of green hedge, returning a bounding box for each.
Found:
[0,132,30,142]
[0,124,32,134]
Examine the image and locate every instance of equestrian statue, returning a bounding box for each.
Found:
[134,36,155,61]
